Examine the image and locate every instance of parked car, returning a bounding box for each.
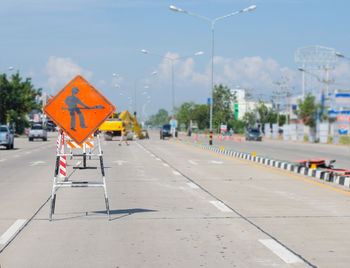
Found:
[245,128,262,141]
[29,124,47,141]
[160,124,172,139]
[0,125,15,149]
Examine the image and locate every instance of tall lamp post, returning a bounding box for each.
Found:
[141,49,203,118]
[112,72,156,117]
[134,71,157,118]
[169,4,256,145]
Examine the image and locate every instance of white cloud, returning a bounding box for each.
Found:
[157,52,209,86]
[152,53,301,106]
[212,56,296,89]
[157,53,297,91]
[45,56,93,93]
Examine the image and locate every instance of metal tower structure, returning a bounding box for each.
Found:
[295,45,338,98]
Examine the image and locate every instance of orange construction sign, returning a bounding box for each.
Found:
[43,75,116,144]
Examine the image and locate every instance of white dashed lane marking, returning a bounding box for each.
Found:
[172,171,181,176]
[188,160,198,165]
[163,163,169,167]
[259,239,302,264]
[113,160,127,166]
[29,161,46,166]
[0,219,27,245]
[209,200,232,212]
[210,160,223,164]
[187,182,199,189]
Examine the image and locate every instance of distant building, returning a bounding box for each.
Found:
[230,88,271,120]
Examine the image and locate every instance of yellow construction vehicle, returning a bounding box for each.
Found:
[99,110,144,140]
[118,110,145,139]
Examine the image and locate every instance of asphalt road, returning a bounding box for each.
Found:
[0,132,349,267]
[180,133,350,170]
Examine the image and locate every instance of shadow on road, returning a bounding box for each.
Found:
[93,208,158,221]
[91,208,158,221]
[44,208,157,221]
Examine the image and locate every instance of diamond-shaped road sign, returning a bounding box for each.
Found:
[43,75,115,144]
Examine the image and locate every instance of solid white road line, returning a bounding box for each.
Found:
[259,239,302,264]
[172,171,181,176]
[187,182,199,189]
[209,200,232,212]
[0,219,27,245]
[188,160,198,165]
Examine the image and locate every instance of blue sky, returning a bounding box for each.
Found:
[1,0,349,118]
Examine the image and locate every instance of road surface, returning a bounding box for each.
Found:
[0,133,349,267]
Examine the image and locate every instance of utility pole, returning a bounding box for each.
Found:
[245,88,252,114]
[273,82,282,126]
[281,76,291,124]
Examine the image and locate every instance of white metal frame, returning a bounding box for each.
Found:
[49,130,110,221]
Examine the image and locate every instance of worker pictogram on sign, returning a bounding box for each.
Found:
[43,75,115,144]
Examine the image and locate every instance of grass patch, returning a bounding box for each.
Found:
[340,136,350,145]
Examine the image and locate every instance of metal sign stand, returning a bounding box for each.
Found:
[49,129,110,221]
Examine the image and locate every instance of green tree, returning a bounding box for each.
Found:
[296,93,317,129]
[192,104,209,130]
[278,114,287,126]
[243,111,256,127]
[176,102,194,129]
[212,84,235,129]
[0,72,42,133]
[256,101,278,128]
[149,109,169,126]
[229,119,246,134]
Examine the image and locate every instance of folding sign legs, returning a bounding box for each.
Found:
[100,155,110,220]
[49,131,110,221]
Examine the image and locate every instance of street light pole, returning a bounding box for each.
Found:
[141,49,203,118]
[169,4,256,145]
[134,71,157,118]
[210,22,215,136]
[301,63,305,99]
[171,60,175,116]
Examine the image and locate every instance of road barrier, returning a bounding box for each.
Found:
[56,132,66,177]
[49,129,110,221]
